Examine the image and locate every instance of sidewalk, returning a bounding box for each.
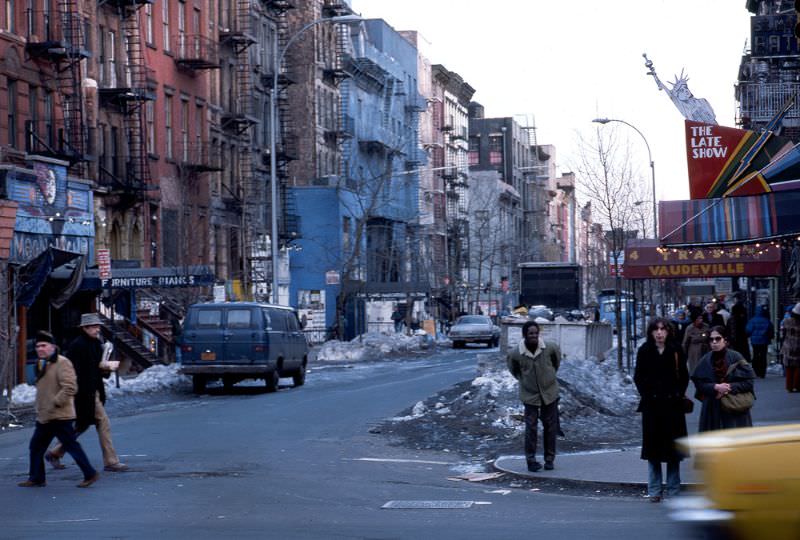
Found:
[493,369,800,489]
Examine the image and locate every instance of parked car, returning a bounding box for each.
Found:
[669,424,800,540]
[178,302,309,393]
[448,315,500,348]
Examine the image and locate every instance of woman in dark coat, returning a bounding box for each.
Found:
[634,317,689,503]
[691,325,755,432]
[726,302,751,361]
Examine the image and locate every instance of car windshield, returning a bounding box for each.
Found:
[457,316,490,325]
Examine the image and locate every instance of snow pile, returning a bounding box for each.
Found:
[7,364,190,406]
[392,400,428,422]
[472,369,517,398]
[316,332,431,362]
[104,364,189,398]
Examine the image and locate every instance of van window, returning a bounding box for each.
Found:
[262,308,272,330]
[197,309,222,328]
[227,309,252,328]
[286,312,300,332]
[269,309,289,331]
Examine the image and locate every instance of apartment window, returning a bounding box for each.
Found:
[164,93,173,158]
[108,30,117,87]
[468,136,479,166]
[489,135,503,165]
[343,216,351,252]
[192,8,200,55]
[5,0,14,33]
[145,4,153,44]
[162,0,170,51]
[27,85,37,150]
[180,98,189,161]
[145,100,155,154]
[44,90,53,147]
[97,25,105,84]
[177,1,185,54]
[110,126,119,177]
[195,103,202,148]
[7,79,17,148]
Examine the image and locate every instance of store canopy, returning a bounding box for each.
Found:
[15,247,83,308]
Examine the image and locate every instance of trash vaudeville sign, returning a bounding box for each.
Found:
[623,240,781,280]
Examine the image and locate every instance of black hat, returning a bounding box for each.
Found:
[35,330,56,345]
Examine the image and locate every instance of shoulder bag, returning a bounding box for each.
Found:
[720,359,754,414]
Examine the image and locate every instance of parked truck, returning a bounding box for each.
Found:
[518,262,582,312]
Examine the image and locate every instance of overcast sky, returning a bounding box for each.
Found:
[351,0,752,203]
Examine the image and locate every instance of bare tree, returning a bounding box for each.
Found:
[573,126,643,369]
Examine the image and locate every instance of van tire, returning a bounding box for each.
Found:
[292,362,307,387]
[265,370,279,393]
[192,375,206,394]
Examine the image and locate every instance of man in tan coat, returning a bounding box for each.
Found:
[18,331,99,488]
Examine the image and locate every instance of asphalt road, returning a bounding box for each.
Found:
[0,347,685,539]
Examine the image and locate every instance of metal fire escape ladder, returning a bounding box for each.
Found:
[119,4,154,193]
[55,0,88,167]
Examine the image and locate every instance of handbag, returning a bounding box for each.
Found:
[720,359,754,414]
[682,396,694,414]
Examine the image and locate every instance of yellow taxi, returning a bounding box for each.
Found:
[669,424,800,540]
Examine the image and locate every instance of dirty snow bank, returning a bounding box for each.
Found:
[7,364,190,406]
[316,331,433,362]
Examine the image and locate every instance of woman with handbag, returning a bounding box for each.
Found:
[634,317,690,503]
[691,325,755,433]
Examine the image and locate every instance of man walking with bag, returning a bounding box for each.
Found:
[18,331,99,488]
[46,313,128,472]
[507,320,561,472]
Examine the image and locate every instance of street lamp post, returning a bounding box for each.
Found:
[592,118,657,239]
[269,14,361,304]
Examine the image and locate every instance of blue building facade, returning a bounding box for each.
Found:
[289,19,427,338]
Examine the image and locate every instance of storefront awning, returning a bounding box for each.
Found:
[659,191,800,246]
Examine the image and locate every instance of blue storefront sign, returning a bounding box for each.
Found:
[4,159,94,264]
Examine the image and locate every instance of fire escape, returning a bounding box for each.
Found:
[267,1,300,248]
[97,0,155,205]
[25,0,91,169]
[173,7,221,174]
[220,0,260,294]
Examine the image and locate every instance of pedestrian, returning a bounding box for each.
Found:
[670,309,690,347]
[692,326,755,432]
[634,317,689,503]
[780,303,800,392]
[682,313,710,375]
[391,305,403,334]
[46,313,128,472]
[506,320,561,472]
[18,331,99,488]
[726,300,751,361]
[746,305,774,379]
[702,302,724,328]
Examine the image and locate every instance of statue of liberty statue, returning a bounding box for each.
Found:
[644,53,717,125]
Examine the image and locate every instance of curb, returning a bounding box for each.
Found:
[493,454,699,491]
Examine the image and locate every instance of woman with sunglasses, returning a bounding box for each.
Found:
[634,317,689,503]
[691,325,755,433]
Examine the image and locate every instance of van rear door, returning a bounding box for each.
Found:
[224,307,262,363]
[184,307,225,364]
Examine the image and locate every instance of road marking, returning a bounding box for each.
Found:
[349,457,452,465]
[382,500,475,509]
[42,518,100,523]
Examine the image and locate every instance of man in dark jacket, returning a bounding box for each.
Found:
[46,313,128,472]
[18,331,98,488]
[507,320,561,472]
[746,305,774,378]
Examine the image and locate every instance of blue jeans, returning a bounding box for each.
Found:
[648,459,680,497]
[29,420,96,484]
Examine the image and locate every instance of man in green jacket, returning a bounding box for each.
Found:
[507,320,561,472]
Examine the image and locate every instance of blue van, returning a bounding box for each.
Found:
[178,302,309,393]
